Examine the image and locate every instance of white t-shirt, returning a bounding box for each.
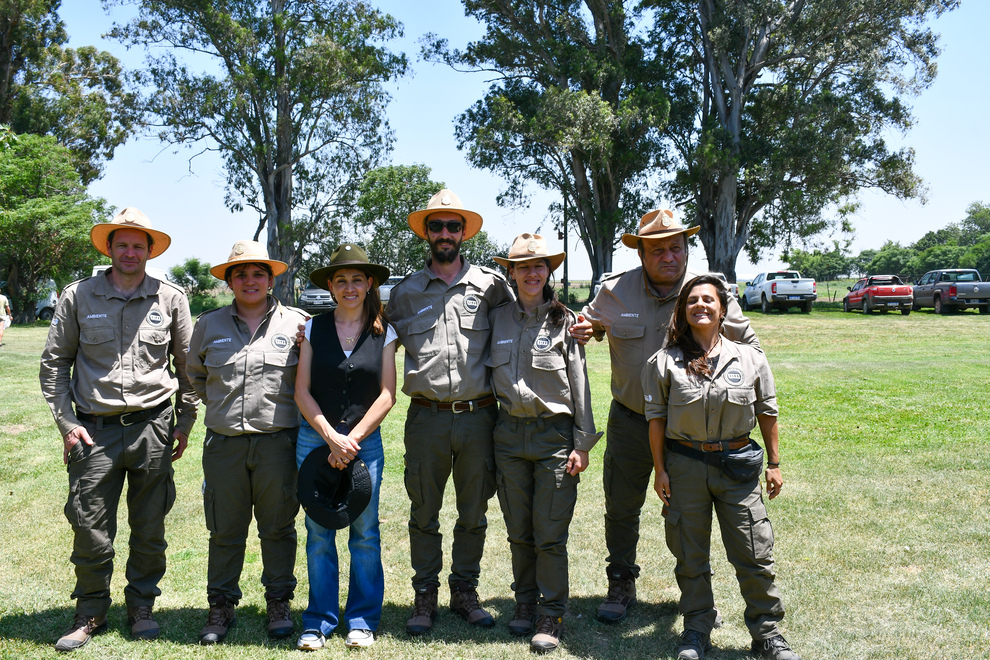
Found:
[304,319,397,358]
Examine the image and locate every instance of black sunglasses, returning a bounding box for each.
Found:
[427,220,464,234]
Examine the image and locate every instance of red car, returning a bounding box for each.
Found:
[843,275,913,315]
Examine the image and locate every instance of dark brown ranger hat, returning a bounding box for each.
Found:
[308,243,391,291]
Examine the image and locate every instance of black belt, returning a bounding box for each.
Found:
[614,400,647,423]
[673,436,751,453]
[411,396,497,413]
[77,400,171,427]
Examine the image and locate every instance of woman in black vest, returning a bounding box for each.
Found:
[293,244,397,651]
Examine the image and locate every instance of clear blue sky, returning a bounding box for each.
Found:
[61,0,988,281]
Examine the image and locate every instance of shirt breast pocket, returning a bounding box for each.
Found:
[531,352,568,399]
[402,314,441,359]
[667,386,703,435]
[609,322,646,367]
[264,351,299,394]
[80,326,115,346]
[460,313,490,355]
[206,350,239,393]
[138,328,170,369]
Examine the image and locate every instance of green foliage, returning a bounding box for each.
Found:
[784,244,850,281]
[350,164,445,278]
[109,0,408,306]
[430,0,671,283]
[0,0,140,183]
[907,244,966,275]
[169,257,214,296]
[866,241,915,277]
[0,129,105,321]
[459,229,507,272]
[650,0,956,280]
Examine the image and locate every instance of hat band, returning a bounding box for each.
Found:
[639,226,690,238]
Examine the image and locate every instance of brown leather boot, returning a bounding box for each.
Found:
[127,605,160,640]
[449,580,495,627]
[405,584,439,636]
[199,594,236,645]
[55,613,107,652]
[507,601,537,636]
[266,593,293,640]
[596,567,636,623]
[531,614,564,653]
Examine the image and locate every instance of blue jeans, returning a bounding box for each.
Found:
[295,421,384,635]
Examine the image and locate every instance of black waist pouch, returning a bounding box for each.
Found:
[714,439,765,482]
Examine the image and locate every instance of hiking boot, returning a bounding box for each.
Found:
[507,601,537,636]
[55,614,107,652]
[596,567,636,623]
[406,584,439,636]
[676,629,712,660]
[127,605,160,640]
[530,614,563,654]
[265,594,293,640]
[449,580,495,627]
[199,595,236,645]
[751,634,801,660]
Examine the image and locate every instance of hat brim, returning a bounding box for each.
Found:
[493,252,566,272]
[90,224,172,259]
[297,445,372,530]
[407,208,484,241]
[210,258,288,280]
[621,225,699,249]
[310,262,391,291]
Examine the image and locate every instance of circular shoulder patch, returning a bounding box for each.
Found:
[271,333,291,351]
[146,309,165,327]
[463,294,481,313]
[724,367,744,386]
[534,335,552,352]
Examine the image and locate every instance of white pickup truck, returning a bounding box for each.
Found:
[740,270,817,313]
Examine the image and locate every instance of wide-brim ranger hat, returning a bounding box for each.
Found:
[407,189,483,240]
[297,444,373,530]
[493,233,566,272]
[308,243,390,291]
[90,207,172,258]
[209,240,288,280]
[620,209,699,249]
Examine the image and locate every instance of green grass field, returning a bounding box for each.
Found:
[1,305,988,659]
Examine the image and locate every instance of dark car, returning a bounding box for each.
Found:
[297,281,336,315]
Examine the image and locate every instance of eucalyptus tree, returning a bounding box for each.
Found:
[650,0,957,281]
[0,0,139,183]
[110,0,407,303]
[427,0,674,284]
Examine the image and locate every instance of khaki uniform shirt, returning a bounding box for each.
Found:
[488,300,603,451]
[39,271,198,437]
[388,257,514,402]
[582,266,758,415]
[0,293,9,321]
[187,297,305,436]
[642,340,777,442]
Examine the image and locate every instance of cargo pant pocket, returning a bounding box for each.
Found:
[748,499,775,560]
[549,470,579,522]
[203,484,218,534]
[664,508,684,561]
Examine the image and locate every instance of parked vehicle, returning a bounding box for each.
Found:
[711,272,739,299]
[297,281,336,315]
[843,275,913,315]
[36,280,58,320]
[912,269,990,314]
[379,275,404,305]
[740,270,817,313]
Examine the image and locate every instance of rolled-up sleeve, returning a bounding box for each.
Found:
[753,349,778,417]
[642,350,669,421]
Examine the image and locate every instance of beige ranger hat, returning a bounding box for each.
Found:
[90,207,172,258]
[407,189,483,240]
[493,233,566,272]
[210,240,288,280]
[620,209,699,249]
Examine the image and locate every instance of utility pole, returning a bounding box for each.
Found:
[560,194,569,304]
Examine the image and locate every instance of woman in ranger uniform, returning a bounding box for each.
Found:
[487,233,601,654]
[642,274,800,660]
[186,240,308,645]
[293,243,397,651]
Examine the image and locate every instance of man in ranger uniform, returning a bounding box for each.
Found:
[582,209,758,624]
[40,208,198,652]
[386,189,515,636]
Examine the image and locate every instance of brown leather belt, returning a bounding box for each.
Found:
[411,396,497,414]
[76,400,171,427]
[674,436,750,453]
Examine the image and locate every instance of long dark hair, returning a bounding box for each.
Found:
[667,274,729,378]
[508,259,569,326]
